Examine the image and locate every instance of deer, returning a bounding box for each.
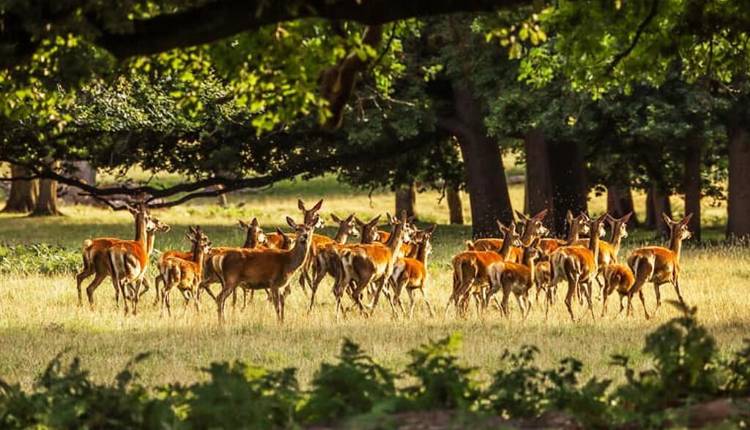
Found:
[575,212,633,297]
[600,263,648,319]
[212,215,318,323]
[75,202,169,309]
[627,213,693,315]
[155,218,267,305]
[306,213,359,312]
[467,210,548,263]
[389,224,437,319]
[548,213,608,321]
[106,209,171,316]
[536,211,591,304]
[376,213,417,257]
[445,221,521,317]
[161,226,211,316]
[487,238,543,319]
[333,211,409,320]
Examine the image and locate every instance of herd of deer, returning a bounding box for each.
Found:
[74,199,693,324]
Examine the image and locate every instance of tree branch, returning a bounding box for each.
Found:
[94,0,530,59]
[606,0,660,74]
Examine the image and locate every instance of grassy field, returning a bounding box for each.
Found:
[0,174,749,390]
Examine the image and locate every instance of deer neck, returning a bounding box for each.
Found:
[134,213,147,246]
[145,230,156,256]
[498,233,514,259]
[288,235,312,272]
[416,240,429,266]
[333,225,349,243]
[564,222,581,245]
[194,246,207,273]
[588,228,601,271]
[669,231,683,262]
[384,223,403,252]
[243,231,259,248]
[609,223,624,258]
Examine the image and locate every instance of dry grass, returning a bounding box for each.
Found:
[0,176,748,389]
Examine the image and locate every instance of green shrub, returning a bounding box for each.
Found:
[0,243,80,276]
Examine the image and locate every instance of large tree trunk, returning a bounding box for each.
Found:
[2,165,38,213]
[547,140,588,236]
[649,184,672,238]
[31,177,62,216]
[727,117,750,239]
[395,182,417,219]
[607,185,638,227]
[683,136,702,241]
[446,185,464,225]
[524,129,553,219]
[440,84,513,238]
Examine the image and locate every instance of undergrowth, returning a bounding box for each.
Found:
[1,303,749,429]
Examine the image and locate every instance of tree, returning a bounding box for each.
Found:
[395,183,418,220]
[2,165,38,213]
[32,177,62,216]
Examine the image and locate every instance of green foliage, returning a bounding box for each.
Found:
[402,333,479,410]
[1,309,750,428]
[0,243,80,276]
[300,338,396,424]
[185,362,299,429]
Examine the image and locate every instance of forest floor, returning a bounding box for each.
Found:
[0,175,748,389]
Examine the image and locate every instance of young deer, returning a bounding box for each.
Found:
[334,212,409,320]
[76,202,169,309]
[575,212,633,296]
[389,224,437,319]
[468,210,548,263]
[307,213,359,312]
[106,209,171,315]
[213,216,317,323]
[446,221,521,317]
[161,227,211,316]
[539,211,590,255]
[627,213,693,314]
[487,238,543,319]
[155,219,267,305]
[600,263,646,319]
[549,214,608,321]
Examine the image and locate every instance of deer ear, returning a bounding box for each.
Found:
[496,219,506,232]
[355,217,365,227]
[286,216,297,229]
[298,199,306,211]
[238,220,248,230]
[386,212,394,223]
[369,215,381,226]
[515,210,529,222]
[312,199,324,212]
[346,214,355,223]
[251,217,258,227]
[533,209,548,221]
[566,210,573,222]
[622,211,634,223]
[426,224,437,235]
[661,212,674,226]
[597,213,608,224]
[331,213,341,223]
[276,227,285,235]
[682,213,693,225]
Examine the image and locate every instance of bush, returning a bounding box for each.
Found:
[1,304,749,429]
[0,243,80,276]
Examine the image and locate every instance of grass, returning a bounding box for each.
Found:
[0,173,749,391]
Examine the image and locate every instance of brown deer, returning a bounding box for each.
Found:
[446,221,521,317]
[106,210,171,315]
[155,219,267,305]
[539,211,590,255]
[161,226,211,316]
[76,202,169,309]
[600,263,647,319]
[306,213,359,312]
[549,213,608,321]
[212,215,317,323]
[627,213,693,314]
[389,224,437,319]
[333,212,409,320]
[487,238,543,319]
[468,210,548,263]
[575,212,633,295]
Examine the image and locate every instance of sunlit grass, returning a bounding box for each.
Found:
[0,175,747,389]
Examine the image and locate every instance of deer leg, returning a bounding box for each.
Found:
[514,293,525,319]
[582,280,595,320]
[153,274,163,306]
[653,282,662,313]
[617,294,625,316]
[216,284,235,325]
[75,267,94,306]
[638,289,650,319]
[84,272,106,309]
[672,277,686,305]
[501,288,511,318]
[601,285,611,318]
[564,280,576,322]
